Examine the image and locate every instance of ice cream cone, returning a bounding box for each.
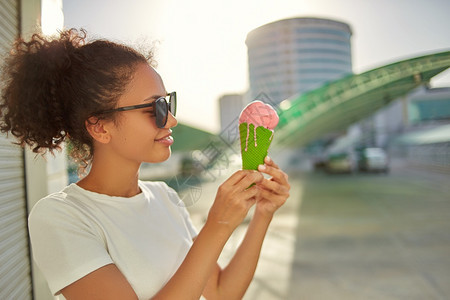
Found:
[239,122,274,170]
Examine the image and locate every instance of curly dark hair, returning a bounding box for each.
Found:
[0,29,151,171]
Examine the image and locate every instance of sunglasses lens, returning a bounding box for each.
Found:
[154,92,176,128]
[155,98,168,128]
[169,92,177,116]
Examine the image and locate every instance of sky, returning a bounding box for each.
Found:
[63,0,450,133]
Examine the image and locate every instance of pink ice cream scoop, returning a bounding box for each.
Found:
[238,101,279,158]
[239,100,279,130]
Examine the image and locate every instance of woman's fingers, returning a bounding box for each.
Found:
[240,183,258,196]
[258,187,287,205]
[210,171,263,229]
[223,169,250,186]
[258,178,289,195]
[241,185,260,203]
[258,163,289,187]
[210,160,290,227]
[264,156,279,168]
[234,170,264,192]
[222,170,263,189]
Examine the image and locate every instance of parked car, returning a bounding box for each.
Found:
[358,147,389,173]
[325,152,356,174]
[312,155,327,170]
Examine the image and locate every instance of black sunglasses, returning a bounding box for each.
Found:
[94,92,176,128]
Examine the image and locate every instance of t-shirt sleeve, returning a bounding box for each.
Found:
[162,183,199,239]
[28,197,113,296]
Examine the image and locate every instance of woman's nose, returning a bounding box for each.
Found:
[166,111,177,128]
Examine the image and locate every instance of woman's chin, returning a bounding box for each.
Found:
[145,149,172,164]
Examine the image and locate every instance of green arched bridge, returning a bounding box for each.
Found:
[275,51,450,147]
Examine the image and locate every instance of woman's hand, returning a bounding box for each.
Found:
[207,170,264,232]
[255,156,290,217]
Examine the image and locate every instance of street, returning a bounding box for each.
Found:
[182,161,450,299]
[287,165,450,300]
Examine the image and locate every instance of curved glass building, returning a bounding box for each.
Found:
[246,17,353,104]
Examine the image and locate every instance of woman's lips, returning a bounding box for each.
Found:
[155,135,174,146]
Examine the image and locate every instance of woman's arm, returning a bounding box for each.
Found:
[202,211,272,300]
[203,156,290,299]
[60,264,138,299]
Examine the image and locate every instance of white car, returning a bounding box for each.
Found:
[358,148,389,173]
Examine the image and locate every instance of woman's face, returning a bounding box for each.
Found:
[105,63,177,164]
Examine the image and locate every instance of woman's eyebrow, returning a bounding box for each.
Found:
[143,95,162,102]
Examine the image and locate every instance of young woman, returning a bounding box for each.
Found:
[0,29,290,300]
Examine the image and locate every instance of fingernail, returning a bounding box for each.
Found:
[258,164,266,171]
[265,156,271,163]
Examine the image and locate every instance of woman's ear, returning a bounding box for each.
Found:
[85,117,111,144]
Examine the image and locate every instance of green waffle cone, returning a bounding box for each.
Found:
[239,122,274,170]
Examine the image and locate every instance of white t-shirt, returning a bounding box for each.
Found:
[28,180,198,299]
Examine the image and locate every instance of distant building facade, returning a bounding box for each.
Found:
[218,93,244,143]
[246,17,353,104]
[409,87,450,125]
[356,87,450,148]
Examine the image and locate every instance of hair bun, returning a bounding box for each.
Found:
[26,29,85,76]
[1,29,87,153]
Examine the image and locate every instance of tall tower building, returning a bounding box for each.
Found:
[246,17,353,104]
